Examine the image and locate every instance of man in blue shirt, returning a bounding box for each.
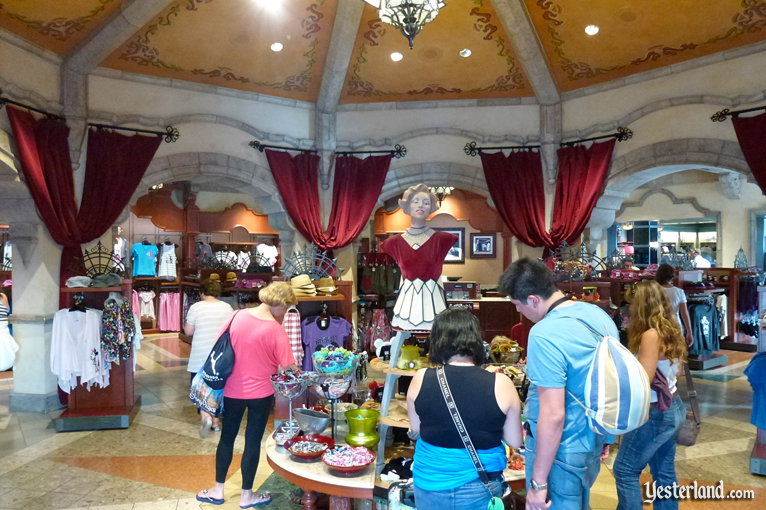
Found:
[499,259,615,510]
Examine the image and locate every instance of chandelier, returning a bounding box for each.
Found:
[364,0,446,49]
[429,185,454,205]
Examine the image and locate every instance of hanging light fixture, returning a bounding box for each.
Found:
[363,0,446,49]
[429,185,454,205]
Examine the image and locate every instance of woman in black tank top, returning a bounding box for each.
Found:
[406,308,522,509]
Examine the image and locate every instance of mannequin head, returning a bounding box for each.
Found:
[398,184,439,219]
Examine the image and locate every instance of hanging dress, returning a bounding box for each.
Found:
[157,243,177,280]
[380,231,457,331]
[0,301,19,371]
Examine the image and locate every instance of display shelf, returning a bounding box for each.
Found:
[297,293,345,302]
[60,286,122,293]
[370,357,427,376]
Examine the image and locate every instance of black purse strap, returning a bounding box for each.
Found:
[435,366,495,491]
[682,361,701,425]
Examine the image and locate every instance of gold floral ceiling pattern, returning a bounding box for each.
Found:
[1,0,766,102]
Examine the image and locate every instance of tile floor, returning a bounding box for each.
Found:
[0,336,763,509]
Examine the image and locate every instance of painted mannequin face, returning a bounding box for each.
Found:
[408,192,432,220]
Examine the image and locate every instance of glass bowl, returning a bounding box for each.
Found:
[322,445,376,475]
[283,434,335,460]
[270,372,310,399]
[309,372,355,400]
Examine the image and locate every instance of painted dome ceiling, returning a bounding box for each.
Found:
[1,0,765,104]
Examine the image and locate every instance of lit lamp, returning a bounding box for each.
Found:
[364,0,446,49]
[429,185,454,205]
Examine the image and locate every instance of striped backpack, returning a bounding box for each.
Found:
[565,317,651,436]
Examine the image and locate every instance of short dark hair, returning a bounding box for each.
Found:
[428,308,486,365]
[200,278,222,297]
[655,264,675,285]
[498,258,558,303]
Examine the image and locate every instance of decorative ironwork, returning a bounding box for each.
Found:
[543,242,608,281]
[249,140,317,154]
[88,123,180,143]
[0,90,64,119]
[82,241,127,278]
[1,257,10,271]
[463,140,541,157]
[198,254,238,270]
[336,144,407,159]
[561,127,633,147]
[281,244,340,280]
[711,105,766,122]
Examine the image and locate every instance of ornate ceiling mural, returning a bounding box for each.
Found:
[340,1,533,103]
[524,0,766,91]
[102,0,338,102]
[0,0,120,54]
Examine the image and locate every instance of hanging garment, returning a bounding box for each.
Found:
[689,302,720,355]
[716,294,728,339]
[101,299,136,363]
[380,232,456,330]
[131,243,158,277]
[0,302,19,371]
[131,289,140,316]
[256,243,279,267]
[157,243,177,280]
[112,237,128,270]
[368,308,392,356]
[2,241,11,267]
[138,290,156,319]
[158,292,180,332]
[237,251,251,271]
[132,312,143,372]
[51,308,105,393]
[283,306,303,367]
[301,316,352,371]
[196,241,213,260]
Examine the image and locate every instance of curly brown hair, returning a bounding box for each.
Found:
[627,280,687,362]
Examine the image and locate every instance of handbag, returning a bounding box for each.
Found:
[435,366,517,510]
[189,368,224,417]
[676,362,701,446]
[200,311,240,390]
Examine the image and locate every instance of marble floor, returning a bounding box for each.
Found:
[0,336,763,509]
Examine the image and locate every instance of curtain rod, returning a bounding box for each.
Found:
[560,127,633,147]
[335,144,407,159]
[0,92,64,120]
[711,105,766,122]
[463,141,541,157]
[88,123,180,143]
[249,140,317,154]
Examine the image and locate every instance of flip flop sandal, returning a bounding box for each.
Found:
[196,489,224,505]
[240,491,272,508]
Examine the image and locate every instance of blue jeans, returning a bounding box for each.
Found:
[524,434,605,510]
[613,395,686,510]
[414,472,505,510]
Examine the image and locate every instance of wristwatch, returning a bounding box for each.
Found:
[529,479,548,491]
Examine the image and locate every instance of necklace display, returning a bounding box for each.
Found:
[404,227,433,249]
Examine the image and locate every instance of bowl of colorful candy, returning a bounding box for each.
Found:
[312,346,358,376]
[310,373,355,400]
[322,445,376,475]
[293,408,332,435]
[283,434,335,460]
[270,370,310,399]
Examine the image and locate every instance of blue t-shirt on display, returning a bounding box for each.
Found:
[524,301,618,454]
[131,243,158,277]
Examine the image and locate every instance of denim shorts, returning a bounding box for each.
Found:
[414,472,505,510]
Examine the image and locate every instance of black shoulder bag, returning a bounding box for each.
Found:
[200,311,241,390]
[435,366,516,510]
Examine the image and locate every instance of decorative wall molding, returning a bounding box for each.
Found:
[719,173,743,200]
[616,188,716,219]
[337,126,537,151]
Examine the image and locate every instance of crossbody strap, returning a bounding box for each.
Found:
[682,361,701,425]
[435,366,493,489]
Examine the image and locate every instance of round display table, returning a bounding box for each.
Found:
[265,437,374,510]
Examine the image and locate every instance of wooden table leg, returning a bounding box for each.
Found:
[302,489,317,510]
[329,495,352,510]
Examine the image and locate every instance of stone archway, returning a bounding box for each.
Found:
[379,161,489,205]
[587,138,750,241]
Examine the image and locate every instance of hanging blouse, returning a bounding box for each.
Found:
[101,300,136,363]
[157,243,177,279]
[51,308,105,393]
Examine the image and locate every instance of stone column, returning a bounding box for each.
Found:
[8,222,63,413]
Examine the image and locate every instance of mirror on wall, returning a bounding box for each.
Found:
[608,218,717,267]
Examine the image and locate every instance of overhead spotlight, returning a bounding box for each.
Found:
[459,48,472,58]
[270,42,284,52]
[584,24,599,36]
[390,52,404,62]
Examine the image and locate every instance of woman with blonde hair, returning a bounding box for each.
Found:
[197,281,299,508]
[613,280,688,510]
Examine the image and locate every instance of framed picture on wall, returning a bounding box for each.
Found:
[434,227,465,264]
[470,233,496,258]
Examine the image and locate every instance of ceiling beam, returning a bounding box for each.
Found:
[491,0,560,105]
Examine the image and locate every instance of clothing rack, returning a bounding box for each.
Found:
[687,291,728,370]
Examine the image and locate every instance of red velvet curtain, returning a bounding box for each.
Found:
[550,139,616,248]
[479,150,551,247]
[731,111,766,194]
[6,107,162,302]
[266,150,391,251]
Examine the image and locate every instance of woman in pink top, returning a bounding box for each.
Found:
[197,282,299,508]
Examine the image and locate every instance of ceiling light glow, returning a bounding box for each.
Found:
[584,24,599,36]
[270,42,283,52]
[390,52,403,62]
[459,48,472,58]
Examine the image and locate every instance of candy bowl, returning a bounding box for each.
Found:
[283,434,335,461]
[312,347,359,376]
[309,372,355,400]
[293,408,331,435]
[322,445,376,475]
[270,371,310,399]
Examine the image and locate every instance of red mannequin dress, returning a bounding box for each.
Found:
[380,231,457,330]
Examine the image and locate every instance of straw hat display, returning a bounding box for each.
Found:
[316,277,338,296]
[290,274,317,296]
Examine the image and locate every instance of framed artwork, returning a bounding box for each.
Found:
[434,227,465,264]
[470,233,496,258]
